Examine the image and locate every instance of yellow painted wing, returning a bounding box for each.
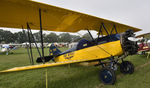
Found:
[0,59,99,73]
[0,0,141,34]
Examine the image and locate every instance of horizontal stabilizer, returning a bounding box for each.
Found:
[49,44,61,56]
[36,56,54,63]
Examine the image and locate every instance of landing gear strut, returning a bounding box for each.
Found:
[99,58,117,85]
[120,61,134,74]
[99,67,116,85]
[98,58,134,84]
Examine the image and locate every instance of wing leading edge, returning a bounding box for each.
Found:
[0,59,100,73]
[0,0,141,34]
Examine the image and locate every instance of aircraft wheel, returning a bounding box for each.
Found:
[142,51,145,55]
[99,68,116,85]
[120,61,134,74]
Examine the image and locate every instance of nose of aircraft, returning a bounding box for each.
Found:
[120,29,139,55]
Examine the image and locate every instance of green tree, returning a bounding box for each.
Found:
[71,35,81,42]
[0,29,5,43]
[0,29,14,43]
[33,31,46,43]
[82,33,92,41]
[45,32,58,43]
[13,32,27,43]
[33,31,41,42]
[59,33,72,43]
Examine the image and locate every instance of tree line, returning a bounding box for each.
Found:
[0,29,92,44]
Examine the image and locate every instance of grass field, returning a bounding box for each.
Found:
[0,48,150,88]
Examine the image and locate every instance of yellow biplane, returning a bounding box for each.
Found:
[0,0,141,85]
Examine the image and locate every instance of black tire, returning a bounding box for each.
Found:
[142,51,145,55]
[99,68,116,85]
[120,61,134,74]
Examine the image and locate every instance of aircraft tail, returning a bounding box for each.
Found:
[36,44,61,63]
[49,43,62,56]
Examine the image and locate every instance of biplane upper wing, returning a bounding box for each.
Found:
[0,0,141,34]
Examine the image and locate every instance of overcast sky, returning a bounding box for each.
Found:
[2,0,150,36]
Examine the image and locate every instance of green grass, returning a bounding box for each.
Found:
[0,48,150,88]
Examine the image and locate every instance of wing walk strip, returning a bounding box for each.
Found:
[0,59,99,73]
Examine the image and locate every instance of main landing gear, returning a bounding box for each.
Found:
[99,67,116,85]
[98,58,134,85]
[120,61,134,74]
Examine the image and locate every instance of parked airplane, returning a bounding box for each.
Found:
[0,44,17,55]
[0,0,141,85]
[136,33,150,54]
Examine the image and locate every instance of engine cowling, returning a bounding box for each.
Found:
[120,29,139,55]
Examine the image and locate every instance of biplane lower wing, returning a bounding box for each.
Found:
[0,58,102,73]
[0,60,81,73]
[0,40,123,73]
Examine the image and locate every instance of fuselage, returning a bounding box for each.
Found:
[54,30,138,63]
[54,40,123,62]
